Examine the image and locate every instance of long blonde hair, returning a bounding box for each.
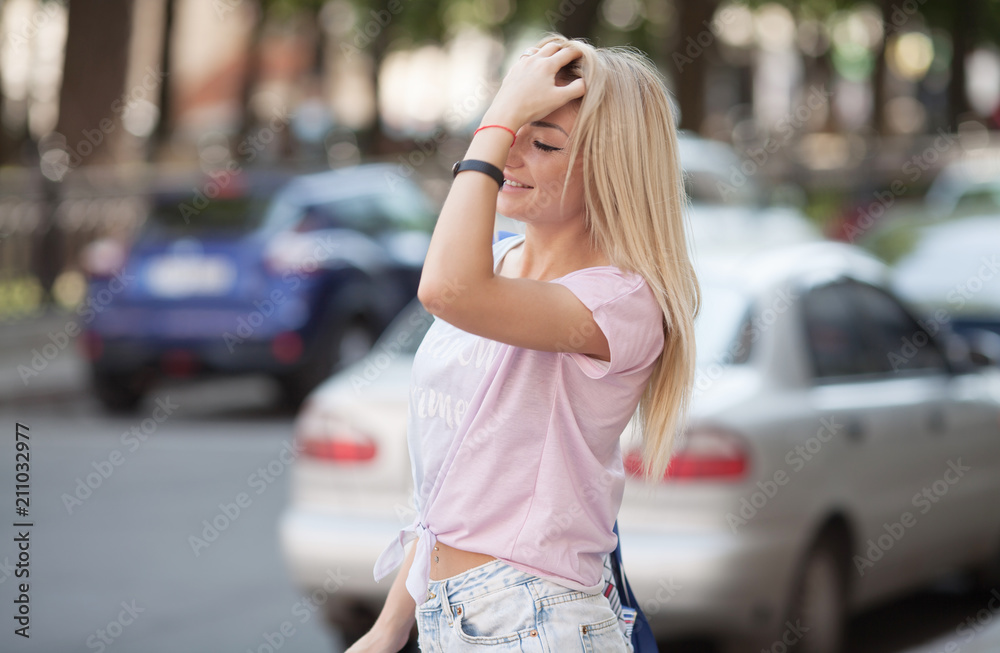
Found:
[537,34,701,480]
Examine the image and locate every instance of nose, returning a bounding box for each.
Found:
[505,127,528,168]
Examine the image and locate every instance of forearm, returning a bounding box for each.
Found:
[347,542,418,652]
[418,116,518,312]
[373,540,419,639]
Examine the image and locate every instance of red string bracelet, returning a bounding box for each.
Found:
[474,124,516,146]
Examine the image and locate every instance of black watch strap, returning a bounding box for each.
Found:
[452,159,504,188]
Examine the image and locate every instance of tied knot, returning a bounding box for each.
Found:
[373,519,438,605]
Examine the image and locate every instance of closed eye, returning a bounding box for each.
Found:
[533,140,561,152]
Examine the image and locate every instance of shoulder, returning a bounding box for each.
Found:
[554,267,664,377]
[553,266,659,319]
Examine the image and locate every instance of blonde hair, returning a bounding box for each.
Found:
[537,34,701,480]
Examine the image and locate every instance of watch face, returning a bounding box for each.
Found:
[452,160,461,177]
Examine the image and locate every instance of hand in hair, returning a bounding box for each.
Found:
[482,41,585,133]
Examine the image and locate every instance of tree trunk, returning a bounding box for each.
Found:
[234,0,266,161]
[151,0,176,159]
[948,0,972,129]
[671,0,719,132]
[38,0,134,304]
[872,0,893,134]
[55,0,135,165]
[0,60,18,166]
[555,0,602,41]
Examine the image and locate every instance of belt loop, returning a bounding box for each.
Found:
[438,580,456,628]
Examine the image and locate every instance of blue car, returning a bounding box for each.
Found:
[80,164,437,411]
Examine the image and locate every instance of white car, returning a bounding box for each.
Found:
[280,240,1000,653]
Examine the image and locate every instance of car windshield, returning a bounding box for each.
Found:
[892,217,1000,313]
[260,180,436,235]
[145,196,269,234]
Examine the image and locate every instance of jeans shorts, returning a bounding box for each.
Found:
[415,559,631,652]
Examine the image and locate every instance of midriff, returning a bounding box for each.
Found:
[428,541,498,580]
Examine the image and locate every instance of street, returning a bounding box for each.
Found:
[0,375,340,653]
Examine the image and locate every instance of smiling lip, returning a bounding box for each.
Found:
[503,175,534,189]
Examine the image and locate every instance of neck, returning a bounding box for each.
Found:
[516,221,608,281]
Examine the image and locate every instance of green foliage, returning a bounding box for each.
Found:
[259,0,1000,53]
[262,0,327,20]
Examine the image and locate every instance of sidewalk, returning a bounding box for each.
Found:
[0,307,90,405]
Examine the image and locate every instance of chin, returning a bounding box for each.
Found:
[498,197,539,224]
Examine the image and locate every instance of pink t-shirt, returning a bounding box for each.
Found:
[373,234,665,605]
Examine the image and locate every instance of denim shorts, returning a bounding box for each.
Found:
[415,559,631,652]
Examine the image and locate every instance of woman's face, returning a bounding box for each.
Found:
[497,101,585,226]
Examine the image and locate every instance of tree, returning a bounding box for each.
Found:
[671,0,722,132]
[55,0,135,164]
[33,0,135,303]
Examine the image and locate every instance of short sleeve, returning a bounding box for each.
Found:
[552,269,665,379]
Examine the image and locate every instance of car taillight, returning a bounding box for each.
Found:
[625,425,749,481]
[79,330,103,361]
[295,406,377,464]
[303,438,377,462]
[272,331,303,364]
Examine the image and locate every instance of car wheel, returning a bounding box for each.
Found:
[92,370,145,413]
[974,533,1000,591]
[784,536,847,653]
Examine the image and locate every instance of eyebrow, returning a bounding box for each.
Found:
[530,121,568,137]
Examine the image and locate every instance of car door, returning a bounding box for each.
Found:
[847,282,976,581]
[858,286,1000,577]
[802,280,944,600]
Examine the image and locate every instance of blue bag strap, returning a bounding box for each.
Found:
[612,521,660,652]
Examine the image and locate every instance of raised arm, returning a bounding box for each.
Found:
[417,42,610,361]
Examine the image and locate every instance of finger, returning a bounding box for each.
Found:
[558,77,586,102]
[519,46,539,58]
[536,41,564,58]
[547,43,583,67]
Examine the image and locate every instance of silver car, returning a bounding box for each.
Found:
[279,239,1000,653]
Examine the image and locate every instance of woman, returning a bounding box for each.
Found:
[348,33,700,652]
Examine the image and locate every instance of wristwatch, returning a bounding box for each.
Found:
[452,159,504,188]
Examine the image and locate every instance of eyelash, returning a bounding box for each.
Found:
[533,141,561,152]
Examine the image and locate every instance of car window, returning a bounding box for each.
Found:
[298,195,386,235]
[298,190,434,237]
[802,282,876,379]
[375,187,436,232]
[849,282,948,374]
